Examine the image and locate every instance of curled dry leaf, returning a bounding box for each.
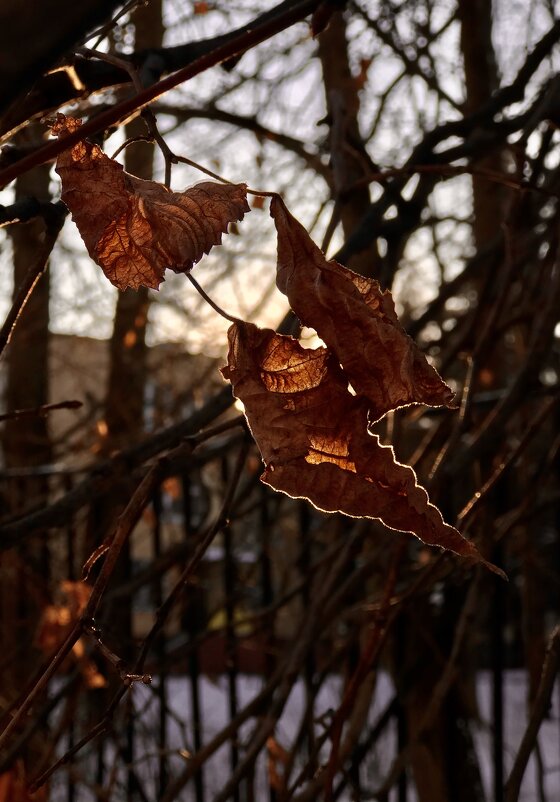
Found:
[271,195,454,422]
[52,114,250,291]
[222,321,499,570]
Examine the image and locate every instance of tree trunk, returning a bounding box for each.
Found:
[399,594,486,802]
[317,11,379,278]
[0,147,52,768]
[458,0,502,251]
[90,0,163,668]
[398,4,503,800]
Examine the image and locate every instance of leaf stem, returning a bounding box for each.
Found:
[186,273,239,324]
[110,135,153,160]
[246,188,279,198]
[172,153,279,200]
[173,154,236,185]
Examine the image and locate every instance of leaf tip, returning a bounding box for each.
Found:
[479,558,508,581]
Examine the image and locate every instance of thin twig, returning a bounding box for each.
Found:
[30,439,251,792]
[0,0,322,189]
[0,202,67,359]
[0,400,82,422]
[135,438,250,672]
[84,622,151,685]
[370,572,483,798]
[184,413,246,445]
[0,385,235,546]
[84,0,142,51]
[30,690,127,792]
[447,252,560,478]
[78,45,178,186]
[186,273,240,323]
[505,626,560,802]
[457,394,560,525]
[0,625,82,754]
[208,533,365,802]
[0,443,182,754]
[349,162,555,198]
[323,541,406,802]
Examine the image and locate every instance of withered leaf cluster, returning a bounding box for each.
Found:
[224,199,495,570]
[54,118,490,568]
[222,322,477,559]
[53,115,249,291]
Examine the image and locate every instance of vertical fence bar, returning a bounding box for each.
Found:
[492,542,504,802]
[345,546,361,800]
[64,472,76,802]
[260,486,277,802]
[96,739,105,791]
[181,473,205,802]
[85,500,106,793]
[222,455,239,802]
[299,502,317,775]
[224,524,239,801]
[557,489,560,792]
[152,484,168,795]
[121,524,136,802]
[126,693,136,800]
[395,615,408,802]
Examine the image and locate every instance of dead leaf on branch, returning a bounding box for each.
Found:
[270,196,455,422]
[52,114,250,291]
[35,580,106,689]
[222,321,497,569]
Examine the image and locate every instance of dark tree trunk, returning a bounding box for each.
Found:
[90,0,163,668]
[0,147,52,769]
[317,11,380,278]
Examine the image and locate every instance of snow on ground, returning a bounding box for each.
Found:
[50,672,559,800]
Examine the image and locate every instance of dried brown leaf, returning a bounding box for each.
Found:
[0,762,46,802]
[266,736,289,793]
[222,321,494,567]
[271,195,454,422]
[35,603,72,657]
[60,579,91,616]
[52,115,249,290]
[35,580,106,688]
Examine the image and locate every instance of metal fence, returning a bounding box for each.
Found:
[1,435,560,802]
